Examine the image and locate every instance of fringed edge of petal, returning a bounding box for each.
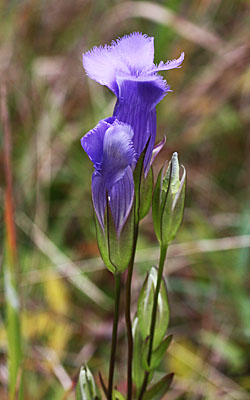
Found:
[150,52,185,73]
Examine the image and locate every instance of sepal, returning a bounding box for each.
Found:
[95,201,135,274]
[76,365,100,400]
[133,138,153,223]
[152,152,186,246]
[139,167,153,220]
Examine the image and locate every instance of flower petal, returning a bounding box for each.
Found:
[102,121,136,188]
[92,172,106,231]
[150,52,184,73]
[109,166,134,235]
[81,117,115,169]
[114,33,154,74]
[82,46,127,95]
[114,76,168,158]
[82,33,155,94]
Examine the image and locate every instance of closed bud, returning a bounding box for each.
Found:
[152,152,186,246]
[138,267,169,350]
[76,365,100,400]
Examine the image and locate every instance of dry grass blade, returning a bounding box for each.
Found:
[16,212,112,310]
[35,346,72,392]
[1,83,23,400]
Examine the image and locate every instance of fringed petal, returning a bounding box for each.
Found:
[109,166,134,235]
[113,32,154,74]
[82,46,127,95]
[82,33,155,95]
[150,52,184,73]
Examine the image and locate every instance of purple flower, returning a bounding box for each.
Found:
[82,32,184,174]
[81,118,136,235]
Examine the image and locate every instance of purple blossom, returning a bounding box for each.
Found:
[81,118,136,235]
[82,32,184,174]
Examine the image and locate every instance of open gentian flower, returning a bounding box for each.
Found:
[82,32,184,174]
[81,117,136,236]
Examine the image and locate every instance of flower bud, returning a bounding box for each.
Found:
[152,152,186,246]
[137,267,169,350]
[76,365,100,400]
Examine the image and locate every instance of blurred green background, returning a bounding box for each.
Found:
[0,0,250,399]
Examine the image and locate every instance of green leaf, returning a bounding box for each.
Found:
[132,317,145,391]
[76,365,100,400]
[139,167,153,220]
[138,267,169,350]
[143,373,174,400]
[112,389,125,400]
[142,335,173,372]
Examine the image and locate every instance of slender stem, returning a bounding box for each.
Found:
[108,272,122,400]
[125,224,139,400]
[138,244,168,400]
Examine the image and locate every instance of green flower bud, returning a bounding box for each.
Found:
[138,267,169,350]
[152,152,186,246]
[76,365,100,400]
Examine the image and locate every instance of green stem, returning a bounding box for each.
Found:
[108,272,122,400]
[125,224,139,400]
[138,244,168,400]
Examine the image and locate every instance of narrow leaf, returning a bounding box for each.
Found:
[143,373,174,400]
[112,389,125,400]
[142,335,173,372]
[132,317,145,391]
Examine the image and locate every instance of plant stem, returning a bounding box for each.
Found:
[125,224,139,400]
[108,272,122,400]
[138,244,168,400]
